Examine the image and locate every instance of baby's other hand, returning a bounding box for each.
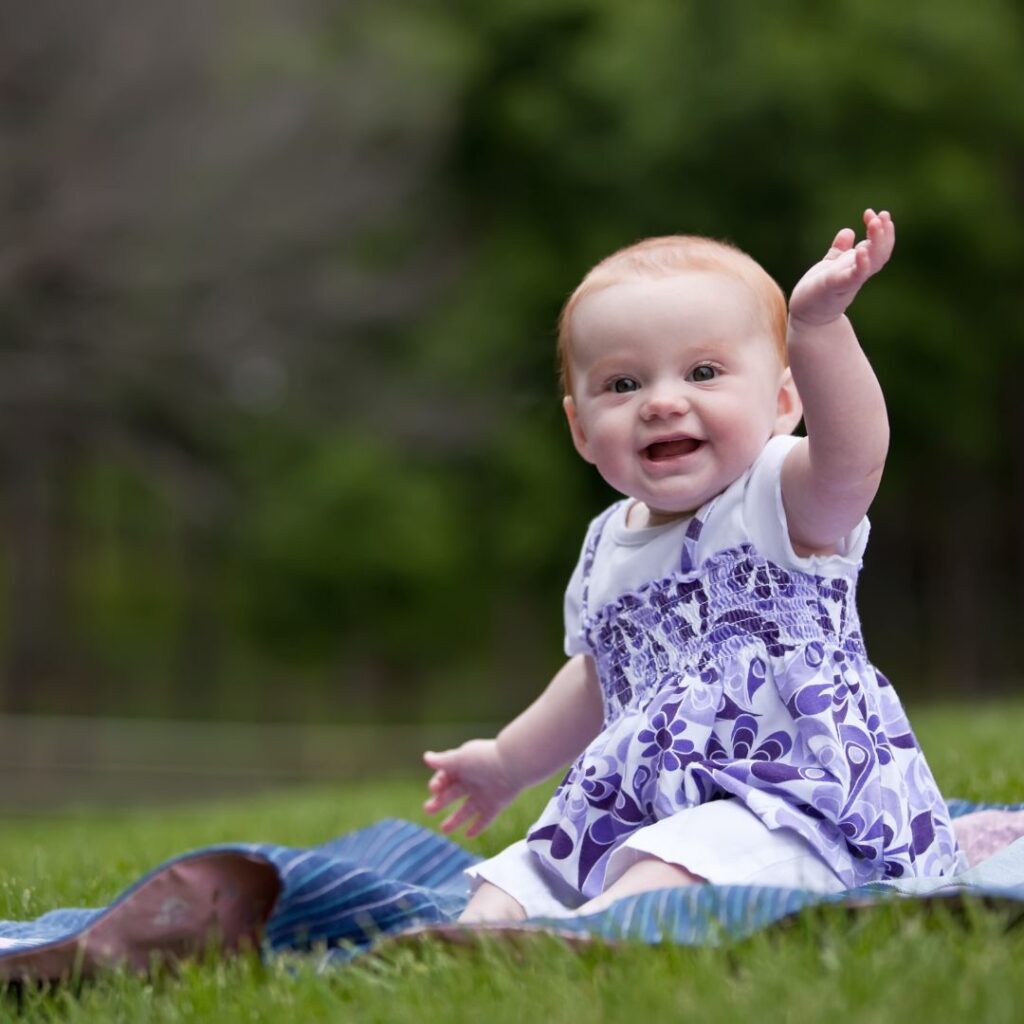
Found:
[788,209,895,328]
[422,739,520,837]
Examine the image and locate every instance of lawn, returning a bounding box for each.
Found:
[3,700,1024,1023]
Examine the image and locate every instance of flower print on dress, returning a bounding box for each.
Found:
[527,500,960,897]
[576,761,622,811]
[810,575,851,638]
[636,705,697,773]
[592,619,634,710]
[533,747,650,890]
[730,714,793,762]
[708,608,794,659]
[729,549,797,604]
[744,656,769,701]
[636,576,711,649]
[857,709,895,769]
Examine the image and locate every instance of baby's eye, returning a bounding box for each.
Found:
[609,377,640,394]
[688,364,717,383]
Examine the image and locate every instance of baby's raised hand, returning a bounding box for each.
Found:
[788,209,895,327]
[422,739,520,837]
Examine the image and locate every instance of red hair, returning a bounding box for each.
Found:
[557,235,788,395]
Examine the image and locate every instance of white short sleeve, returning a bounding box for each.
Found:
[740,434,870,575]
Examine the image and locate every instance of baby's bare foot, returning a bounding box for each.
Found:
[459,881,527,923]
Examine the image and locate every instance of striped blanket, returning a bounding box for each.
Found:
[2,800,1024,981]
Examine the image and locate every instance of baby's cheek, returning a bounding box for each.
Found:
[589,450,626,493]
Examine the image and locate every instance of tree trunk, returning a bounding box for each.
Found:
[172,517,222,718]
[1,416,78,713]
[919,457,987,694]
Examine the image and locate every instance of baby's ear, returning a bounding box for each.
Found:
[774,368,803,435]
[563,396,594,463]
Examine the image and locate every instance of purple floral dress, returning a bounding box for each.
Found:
[526,500,959,897]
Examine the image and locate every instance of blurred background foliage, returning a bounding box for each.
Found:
[1,0,1022,724]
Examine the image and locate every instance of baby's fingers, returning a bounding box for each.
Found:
[424,780,467,814]
[423,749,455,771]
[463,808,496,839]
[862,209,895,269]
[427,768,452,792]
[823,227,856,260]
[439,800,480,835]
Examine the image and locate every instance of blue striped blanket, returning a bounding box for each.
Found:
[2,800,1024,980]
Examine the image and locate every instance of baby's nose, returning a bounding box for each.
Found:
[640,385,689,419]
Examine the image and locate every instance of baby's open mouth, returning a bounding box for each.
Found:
[644,438,701,461]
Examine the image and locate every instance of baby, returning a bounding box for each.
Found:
[424,211,961,921]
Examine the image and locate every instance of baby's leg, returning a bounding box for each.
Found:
[574,856,703,916]
[459,879,528,923]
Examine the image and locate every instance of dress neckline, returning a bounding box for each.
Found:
[611,501,692,546]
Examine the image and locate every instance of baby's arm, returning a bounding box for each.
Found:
[423,654,604,836]
[781,209,894,554]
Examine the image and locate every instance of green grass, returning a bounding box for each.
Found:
[3,700,1024,1022]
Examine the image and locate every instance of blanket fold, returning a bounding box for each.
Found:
[3,801,1024,982]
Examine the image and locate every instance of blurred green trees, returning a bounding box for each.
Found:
[1,0,1022,720]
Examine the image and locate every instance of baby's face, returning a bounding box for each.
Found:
[563,271,799,524]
